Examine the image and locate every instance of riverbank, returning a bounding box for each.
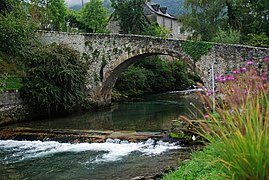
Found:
[163,142,227,180]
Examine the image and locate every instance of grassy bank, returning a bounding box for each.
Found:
[163,143,228,180]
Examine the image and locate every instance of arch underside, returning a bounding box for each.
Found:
[92,50,202,107]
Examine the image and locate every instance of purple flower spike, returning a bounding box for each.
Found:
[232,70,239,74]
[215,75,224,82]
[246,60,254,65]
[226,75,235,81]
[262,77,267,81]
[264,57,269,61]
[261,72,268,76]
[206,90,213,96]
[240,67,247,73]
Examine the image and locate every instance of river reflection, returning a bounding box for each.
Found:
[7,93,202,132]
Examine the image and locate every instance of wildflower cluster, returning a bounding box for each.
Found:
[179,57,269,180]
[207,57,269,109]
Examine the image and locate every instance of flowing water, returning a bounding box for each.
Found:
[0,93,201,180]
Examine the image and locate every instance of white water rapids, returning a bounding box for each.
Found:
[0,139,181,164]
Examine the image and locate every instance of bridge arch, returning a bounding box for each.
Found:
[39,31,269,107]
[95,49,197,107]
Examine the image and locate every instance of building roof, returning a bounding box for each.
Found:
[145,2,177,20]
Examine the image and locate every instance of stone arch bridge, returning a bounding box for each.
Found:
[38,31,269,107]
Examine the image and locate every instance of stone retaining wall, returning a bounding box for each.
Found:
[0,92,27,125]
[0,92,21,106]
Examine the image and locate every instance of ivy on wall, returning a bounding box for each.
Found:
[181,41,213,61]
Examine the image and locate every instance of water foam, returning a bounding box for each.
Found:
[0,139,180,164]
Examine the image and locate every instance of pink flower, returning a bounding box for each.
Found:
[240,67,247,73]
[246,60,254,65]
[226,75,235,81]
[264,57,269,61]
[261,72,268,76]
[206,90,213,96]
[215,75,225,82]
[232,70,240,74]
[262,77,267,81]
[204,114,209,119]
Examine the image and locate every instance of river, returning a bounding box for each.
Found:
[0,92,201,180]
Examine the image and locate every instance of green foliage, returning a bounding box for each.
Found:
[0,75,22,92]
[143,23,171,38]
[181,41,213,61]
[79,0,108,33]
[163,143,228,180]
[47,0,67,31]
[114,57,197,96]
[111,0,148,34]
[182,0,227,41]
[21,43,87,113]
[28,0,67,31]
[211,28,240,44]
[246,33,269,48]
[0,1,36,57]
[182,0,269,43]
[65,10,88,32]
[114,65,149,96]
[227,0,269,39]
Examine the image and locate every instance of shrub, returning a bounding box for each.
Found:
[246,33,269,48]
[21,43,87,115]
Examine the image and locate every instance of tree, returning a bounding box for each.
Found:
[182,0,227,41]
[80,0,108,33]
[182,0,269,43]
[0,0,35,58]
[226,0,269,38]
[111,0,148,34]
[47,0,67,31]
[21,43,87,115]
[28,0,67,31]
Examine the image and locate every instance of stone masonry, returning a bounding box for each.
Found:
[38,31,269,107]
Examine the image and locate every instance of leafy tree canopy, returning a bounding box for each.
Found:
[28,0,67,31]
[79,0,109,33]
[0,0,36,57]
[182,0,227,41]
[111,0,148,34]
[182,0,269,44]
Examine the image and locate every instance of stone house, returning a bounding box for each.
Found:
[108,1,190,40]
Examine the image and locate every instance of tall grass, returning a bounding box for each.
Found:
[180,58,269,179]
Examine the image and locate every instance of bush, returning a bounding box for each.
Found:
[246,33,269,48]
[21,43,87,115]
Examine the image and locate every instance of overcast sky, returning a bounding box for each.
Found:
[65,0,91,7]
